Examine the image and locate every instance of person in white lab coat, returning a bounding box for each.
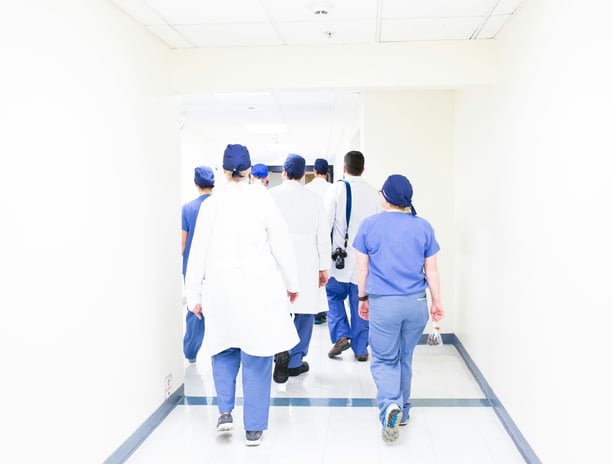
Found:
[324,150,382,361]
[269,154,331,383]
[306,158,332,325]
[184,144,300,447]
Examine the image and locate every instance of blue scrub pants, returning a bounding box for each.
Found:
[368,293,428,425]
[183,310,204,361]
[211,348,273,431]
[288,313,314,368]
[325,277,369,356]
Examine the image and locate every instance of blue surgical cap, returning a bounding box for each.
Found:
[314,158,329,175]
[223,144,251,177]
[381,174,417,215]
[251,163,269,178]
[194,166,215,188]
[284,154,306,179]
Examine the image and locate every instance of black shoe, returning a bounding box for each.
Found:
[287,361,309,377]
[328,337,350,358]
[355,354,369,362]
[314,312,327,324]
[273,351,290,383]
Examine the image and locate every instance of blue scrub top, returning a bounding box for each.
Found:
[353,211,440,296]
[181,194,211,277]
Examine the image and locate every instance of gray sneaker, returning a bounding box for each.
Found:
[382,404,401,442]
[245,430,263,446]
[216,413,233,431]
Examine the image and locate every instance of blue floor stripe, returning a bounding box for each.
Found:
[183,396,490,408]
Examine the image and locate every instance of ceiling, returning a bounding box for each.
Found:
[111,0,525,165]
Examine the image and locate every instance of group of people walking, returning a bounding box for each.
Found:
[181,144,444,446]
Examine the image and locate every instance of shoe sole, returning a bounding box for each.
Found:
[273,351,290,383]
[216,423,233,432]
[287,362,309,377]
[245,434,262,446]
[382,405,401,442]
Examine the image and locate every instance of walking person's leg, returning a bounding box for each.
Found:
[399,294,429,424]
[241,351,273,445]
[211,348,241,430]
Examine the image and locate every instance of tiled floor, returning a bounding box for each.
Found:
[124,323,525,463]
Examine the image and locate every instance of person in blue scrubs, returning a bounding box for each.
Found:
[181,165,215,363]
[353,174,445,443]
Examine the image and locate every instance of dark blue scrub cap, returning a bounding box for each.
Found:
[284,154,306,178]
[314,158,329,175]
[251,163,269,178]
[223,144,251,177]
[194,166,215,188]
[381,174,417,215]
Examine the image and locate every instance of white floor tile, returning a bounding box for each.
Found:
[126,324,525,464]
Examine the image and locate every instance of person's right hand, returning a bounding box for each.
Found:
[287,291,299,304]
[190,303,203,320]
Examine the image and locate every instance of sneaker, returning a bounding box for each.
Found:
[314,312,327,324]
[328,337,350,358]
[355,354,369,362]
[273,351,290,383]
[245,430,263,446]
[287,361,309,377]
[382,404,401,442]
[216,413,233,431]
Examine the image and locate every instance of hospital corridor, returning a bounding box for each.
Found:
[121,323,526,464]
[3,1,610,463]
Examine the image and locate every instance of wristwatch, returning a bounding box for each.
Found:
[358,295,369,301]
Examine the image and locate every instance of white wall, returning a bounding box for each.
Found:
[0,1,181,461]
[361,91,456,332]
[454,0,612,461]
[172,41,496,94]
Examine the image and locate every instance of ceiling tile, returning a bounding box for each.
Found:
[381,17,484,42]
[146,0,269,24]
[275,20,376,45]
[147,24,194,48]
[493,0,526,16]
[110,0,166,25]
[475,14,512,39]
[382,0,498,18]
[175,23,283,47]
[260,0,378,21]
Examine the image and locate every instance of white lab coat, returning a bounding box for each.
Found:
[184,181,300,357]
[324,175,382,284]
[305,177,331,201]
[269,180,331,314]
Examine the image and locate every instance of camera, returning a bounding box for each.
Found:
[332,247,348,269]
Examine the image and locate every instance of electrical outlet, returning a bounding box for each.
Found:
[164,373,172,399]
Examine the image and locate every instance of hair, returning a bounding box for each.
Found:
[344,150,365,175]
[286,171,304,181]
[224,168,251,182]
